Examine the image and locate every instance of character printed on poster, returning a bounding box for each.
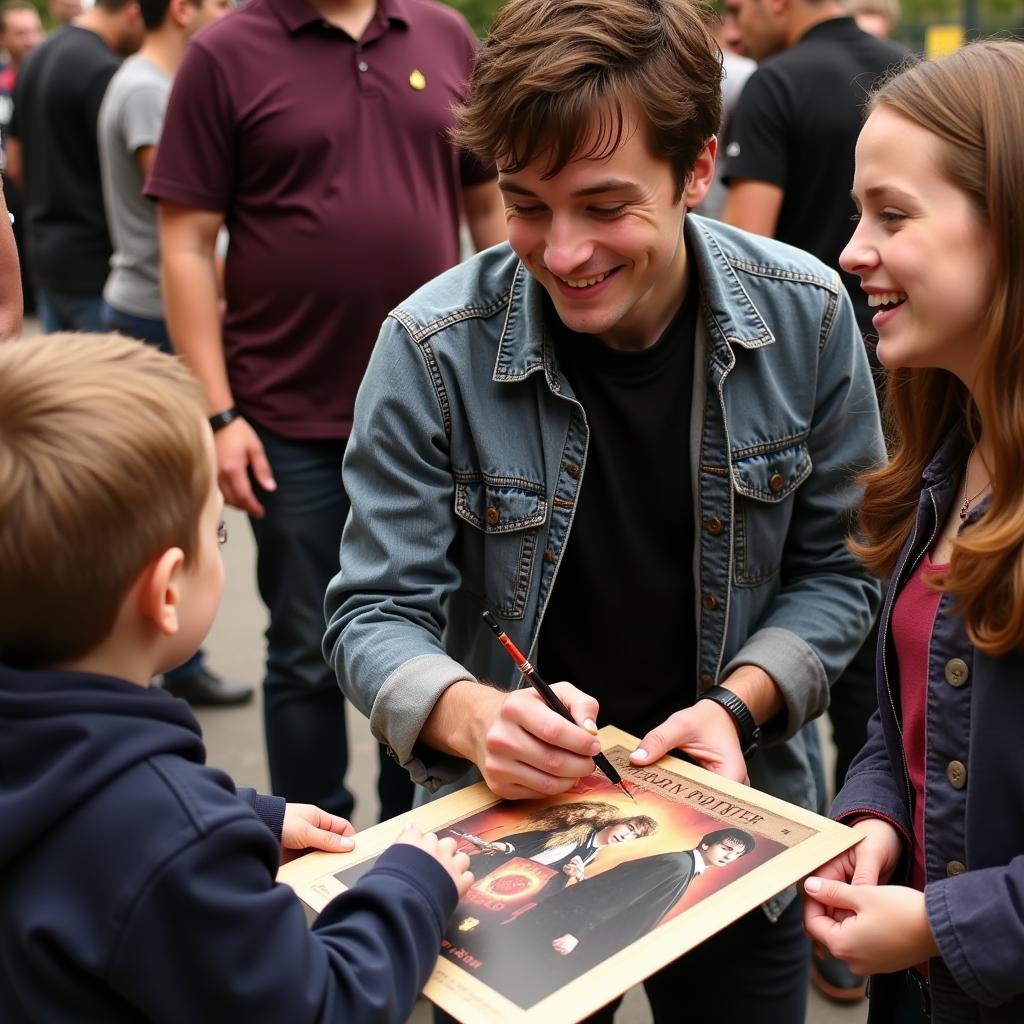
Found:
[452,800,658,890]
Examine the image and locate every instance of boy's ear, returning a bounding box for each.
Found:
[136,547,186,636]
[683,137,717,210]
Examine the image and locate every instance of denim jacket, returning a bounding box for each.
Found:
[326,216,883,850]
[833,432,1024,1023]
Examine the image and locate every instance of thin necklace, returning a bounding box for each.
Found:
[960,450,992,521]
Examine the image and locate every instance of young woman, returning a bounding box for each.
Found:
[802,40,1024,1023]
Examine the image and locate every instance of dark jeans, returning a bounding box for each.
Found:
[247,425,415,820]
[583,897,809,1024]
[37,288,104,333]
[247,424,354,818]
[100,303,203,684]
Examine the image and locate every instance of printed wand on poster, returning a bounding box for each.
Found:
[481,610,635,802]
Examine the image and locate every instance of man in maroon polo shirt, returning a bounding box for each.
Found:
[147,0,504,821]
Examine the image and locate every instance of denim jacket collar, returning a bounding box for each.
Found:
[492,215,775,387]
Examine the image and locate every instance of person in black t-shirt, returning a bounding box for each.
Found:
[720,0,906,337]
[6,0,142,333]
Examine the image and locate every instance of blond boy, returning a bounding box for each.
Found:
[0,334,471,1022]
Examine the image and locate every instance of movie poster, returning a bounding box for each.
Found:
[279,727,859,1024]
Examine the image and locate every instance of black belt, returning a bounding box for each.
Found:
[905,968,931,1016]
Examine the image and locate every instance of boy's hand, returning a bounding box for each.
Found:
[394,823,474,898]
[280,803,355,864]
[803,878,939,976]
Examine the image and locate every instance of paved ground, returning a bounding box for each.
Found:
[196,505,869,1024]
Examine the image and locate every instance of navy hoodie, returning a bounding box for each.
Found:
[0,665,458,1022]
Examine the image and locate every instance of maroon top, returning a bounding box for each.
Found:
[146,0,494,438]
[892,554,946,895]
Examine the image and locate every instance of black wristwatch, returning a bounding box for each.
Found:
[698,685,761,760]
[208,406,239,432]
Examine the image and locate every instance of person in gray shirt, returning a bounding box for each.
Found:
[97,0,245,707]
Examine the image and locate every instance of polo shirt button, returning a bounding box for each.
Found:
[699,674,713,692]
[543,547,554,564]
[946,760,967,789]
[702,594,718,610]
[769,472,785,493]
[485,506,500,526]
[357,60,369,72]
[946,860,967,877]
[705,516,723,535]
[944,658,969,687]
[565,462,580,477]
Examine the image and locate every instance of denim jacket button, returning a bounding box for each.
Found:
[543,547,555,563]
[769,472,785,493]
[565,462,581,478]
[946,760,967,789]
[699,674,714,692]
[944,658,969,687]
[702,594,718,610]
[946,860,967,877]
[485,506,500,525]
[705,516,723,535]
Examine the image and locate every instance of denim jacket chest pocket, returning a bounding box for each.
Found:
[731,438,812,586]
[453,472,549,619]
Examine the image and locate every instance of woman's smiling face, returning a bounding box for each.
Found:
[840,106,994,387]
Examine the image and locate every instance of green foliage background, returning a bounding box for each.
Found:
[440,0,1022,46]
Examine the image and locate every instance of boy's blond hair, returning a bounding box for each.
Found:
[0,334,211,668]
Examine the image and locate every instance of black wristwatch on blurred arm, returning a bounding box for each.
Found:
[698,685,761,761]
[208,407,239,432]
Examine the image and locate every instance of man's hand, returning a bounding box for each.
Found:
[552,933,579,956]
[424,679,603,801]
[630,698,749,783]
[474,681,603,800]
[214,416,276,518]
[280,803,355,864]
[803,878,938,976]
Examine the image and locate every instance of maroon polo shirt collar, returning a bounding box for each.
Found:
[270,0,410,36]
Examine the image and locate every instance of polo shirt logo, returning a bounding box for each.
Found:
[409,69,427,90]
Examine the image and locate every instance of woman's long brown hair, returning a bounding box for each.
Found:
[853,41,1024,654]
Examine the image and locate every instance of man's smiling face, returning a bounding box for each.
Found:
[499,105,713,352]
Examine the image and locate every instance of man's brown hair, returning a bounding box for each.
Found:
[454,0,723,198]
[0,334,211,669]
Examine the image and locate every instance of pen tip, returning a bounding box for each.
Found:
[481,610,501,634]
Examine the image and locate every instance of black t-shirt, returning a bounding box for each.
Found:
[537,284,698,739]
[10,26,119,294]
[723,17,907,334]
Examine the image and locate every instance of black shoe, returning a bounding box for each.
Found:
[811,952,867,1003]
[162,667,253,707]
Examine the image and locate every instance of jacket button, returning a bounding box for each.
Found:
[565,462,581,477]
[485,506,500,526]
[946,860,967,877]
[702,594,718,610]
[543,547,554,564]
[699,674,713,692]
[946,760,967,789]
[705,516,723,535]
[769,472,785,493]
[944,658,969,687]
